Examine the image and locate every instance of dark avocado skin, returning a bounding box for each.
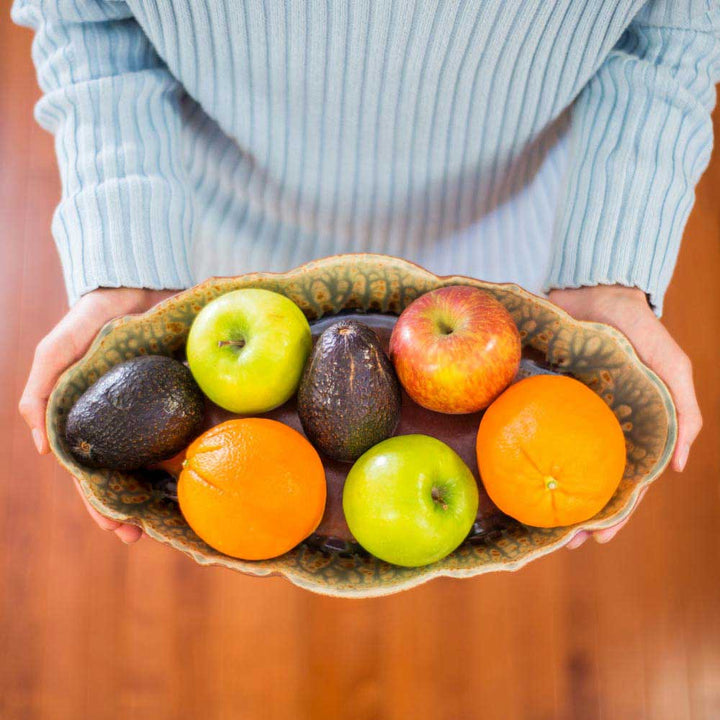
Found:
[297,319,402,463]
[65,355,205,471]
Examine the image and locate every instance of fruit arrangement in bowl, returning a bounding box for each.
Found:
[47,254,676,598]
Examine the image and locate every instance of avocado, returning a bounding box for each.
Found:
[297,319,402,462]
[65,355,205,471]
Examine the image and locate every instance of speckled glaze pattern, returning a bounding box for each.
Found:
[46,254,677,598]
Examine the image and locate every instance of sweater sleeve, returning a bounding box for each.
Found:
[12,0,194,305]
[545,0,720,315]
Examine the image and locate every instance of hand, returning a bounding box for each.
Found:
[548,285,702,549]
[19,287,179,544]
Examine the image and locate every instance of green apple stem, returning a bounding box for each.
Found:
[217,339,246,349]
[432,486,449,511]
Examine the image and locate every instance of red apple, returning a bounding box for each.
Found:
[389,286,521,414]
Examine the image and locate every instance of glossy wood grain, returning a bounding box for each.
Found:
[1,20,719,720]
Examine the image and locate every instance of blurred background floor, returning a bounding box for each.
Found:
[2,15,719,720]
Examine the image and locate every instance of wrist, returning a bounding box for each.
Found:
[79,287,178,318]
[548,285,648,323]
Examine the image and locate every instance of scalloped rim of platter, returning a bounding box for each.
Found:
[46,253,677,598]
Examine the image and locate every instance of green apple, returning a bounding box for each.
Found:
[187,289,312,414]
[343,434,479,567]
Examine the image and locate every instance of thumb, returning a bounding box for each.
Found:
[19,305,115,453]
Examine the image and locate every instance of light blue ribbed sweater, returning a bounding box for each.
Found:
[13,0,720,313]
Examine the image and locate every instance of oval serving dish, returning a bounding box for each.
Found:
[47,254,677,598]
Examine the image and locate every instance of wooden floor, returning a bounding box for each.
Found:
[2,19,719,720]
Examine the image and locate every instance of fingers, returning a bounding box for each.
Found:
[600,303,702,474]
[74,478,120,530]
[567,518,629,549]
[568,486,650,549]
[592,517,629,545]
[19,334,79,453]
[566,531,590,549]
[640,326,702,472]
[114,524,144,544]
[19,312,100,454]
[591,486,649,545]
[666,354,702,472]
[73,478,143,544]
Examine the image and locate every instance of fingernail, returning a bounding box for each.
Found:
[32,428,44,454]
[676,443,689,472]
[594,532,613,545]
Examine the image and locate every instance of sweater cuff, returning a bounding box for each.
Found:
[52,176,194,306]
[544,42,718,316]
[543,95,709,317]
[543,218,678,318]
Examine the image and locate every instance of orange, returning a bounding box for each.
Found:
[476,375,626,528]
[178,418,326,560]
